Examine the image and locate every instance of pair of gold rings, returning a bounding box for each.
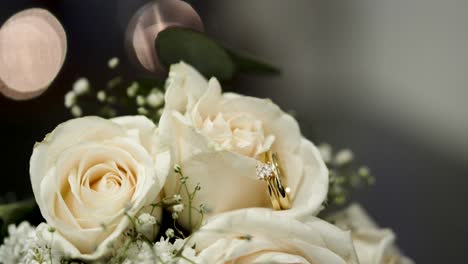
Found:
[256,152,291,210]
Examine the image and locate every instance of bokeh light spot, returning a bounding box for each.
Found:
[0,8,67,100]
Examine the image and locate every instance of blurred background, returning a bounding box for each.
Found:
[1,0,467,262]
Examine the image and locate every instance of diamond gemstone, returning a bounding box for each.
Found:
[256,162,273,180]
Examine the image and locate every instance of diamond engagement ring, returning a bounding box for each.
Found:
[256,152,291,210]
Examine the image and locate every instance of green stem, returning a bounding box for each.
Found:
[173,218,185,239]
[184,183,193,230]
[49,232,54,264]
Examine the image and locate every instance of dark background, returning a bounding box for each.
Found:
[1,1,467,263]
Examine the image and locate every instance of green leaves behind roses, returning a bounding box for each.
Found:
[0,199,37,241]
[155,27,280,81]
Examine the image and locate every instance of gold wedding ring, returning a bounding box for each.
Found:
[256,152,291,210]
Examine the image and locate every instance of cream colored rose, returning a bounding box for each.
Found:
[160,63,328,228]
[30,116,170,260]
[191,208,359,264]
[158,62,328,230]
[329,204,414,264]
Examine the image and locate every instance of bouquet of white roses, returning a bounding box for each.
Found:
[0,2,413,263]
[0,62,413,264]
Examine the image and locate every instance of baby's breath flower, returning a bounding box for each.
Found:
[137,107,148,115]
[154,237,174,262]
[172,239,198,263]
[64,91,76,108]
[136,213,157,238]
[0,222,63,264]
[199,204,210,214]
[136,95,146,106]
[324,145,375,207]
[318,143,332,163]
[173,164,182,174]
[173,204,184,213]
[97,90,107,102]
[157,108,164,117]
[72,78,89,95]
[71,105,82,117]
[0,222,35,263]
[108,57,119,69]
[358,166,370,177]
[334,149,354,166]
[146,91,164,108]
[110,240,153,264]
[171,212,179,220]
[358,166,375,185]
[126,82,139,97]
[154,238,198,263]
[165,228,175,238]
[173,194,182,203]
[137,213,156,226]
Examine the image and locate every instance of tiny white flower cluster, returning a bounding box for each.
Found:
[64,78,90,117]
[1,220,199,264]
[110,225,198,264]
[64,57,166,121]
[108,57,120,69]
[0,222,35,263]
[119,240,154,264]
[0,222,61,264]
[334,149,354,166]
[124,78,164,118]
[126,82,139,97]
[136,213,157,239]
[134,88,165,117]
[171,202,185,220]
[73,78,90,95]
[318,143,374,206]
[153,237,197,264]
[172,204,185,213]
[117,236,198,264]
[97,90,106,102]
[318,143,355,166]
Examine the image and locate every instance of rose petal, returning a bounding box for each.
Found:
[164,62,209,113]
[30,116,168,259]
[276,138,329,219]
[221,95,302,154]
[193,208,359,264]
[328,204,415,264]
[169,151,270,230]
[30,117,127,209]
[111,115,157,154]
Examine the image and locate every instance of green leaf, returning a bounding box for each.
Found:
[0,199,37,239]
[156,27,236,80]
[155,27,281,81]
[227,50,280,75]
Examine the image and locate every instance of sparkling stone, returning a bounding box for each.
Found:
[256,162,274,180]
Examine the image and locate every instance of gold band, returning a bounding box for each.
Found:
[256,152,291,210]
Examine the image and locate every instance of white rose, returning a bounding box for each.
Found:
[329,204,414,264]
[191,208,359,264]
[30,116,170,260]
[158,62,328,230]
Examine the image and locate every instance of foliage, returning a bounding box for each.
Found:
[156,28,280,81]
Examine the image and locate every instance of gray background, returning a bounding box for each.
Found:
[1,1,467,262]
